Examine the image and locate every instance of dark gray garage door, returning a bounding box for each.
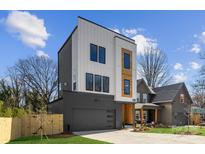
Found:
[72,108,116,131]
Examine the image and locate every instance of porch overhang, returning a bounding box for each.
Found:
[135,103,160,110]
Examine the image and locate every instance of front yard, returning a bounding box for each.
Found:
[8,135,111,144]
[144,126,205,136]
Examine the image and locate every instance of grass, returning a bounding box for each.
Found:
[145,126,205,136]
[7,135,111,144]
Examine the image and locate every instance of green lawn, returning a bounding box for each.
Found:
[8,135,111,144]
[145,126,205,136]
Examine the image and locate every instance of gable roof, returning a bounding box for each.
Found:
[137,79,156,94]
[152,82,186,104]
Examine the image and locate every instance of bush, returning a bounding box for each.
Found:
[12,107,27,118]
[0,100,27,117]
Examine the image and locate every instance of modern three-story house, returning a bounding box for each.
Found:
[49,17,137,131]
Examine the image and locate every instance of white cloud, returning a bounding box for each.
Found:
[5,11,49,49]
[110,27,156,55]
[193,34,198,38]
[190,44,201,53]
[174,63,183,70]
[122,28,138,36]
[110,28,120,33]
[173,73,187,83]
[201,32,205,44]
[132,34,157,55]
[36,50,49,58]
[190,61,201,70]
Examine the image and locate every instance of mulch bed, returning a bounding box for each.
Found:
[47,132,74,138]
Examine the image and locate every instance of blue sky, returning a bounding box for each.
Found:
[0,10,204,91]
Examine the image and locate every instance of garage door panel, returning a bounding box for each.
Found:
[72,108,115,131]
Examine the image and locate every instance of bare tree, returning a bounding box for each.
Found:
[138,47,172,88]
[14,56,58,112]
[192,79,205,108]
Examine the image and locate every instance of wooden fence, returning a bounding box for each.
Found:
[0,114,63,144]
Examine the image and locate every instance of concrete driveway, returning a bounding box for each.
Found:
[74,129,205,144]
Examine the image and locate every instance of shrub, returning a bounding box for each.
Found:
[12,107,27,118]
[0,100,27,117]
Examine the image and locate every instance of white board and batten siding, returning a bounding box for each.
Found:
[71,17,137,102]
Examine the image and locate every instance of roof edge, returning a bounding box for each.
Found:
[78,16,135,42]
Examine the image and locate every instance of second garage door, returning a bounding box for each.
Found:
[72,108,116,131]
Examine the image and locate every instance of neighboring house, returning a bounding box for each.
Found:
[136,79,193,126]
[191,105,205,125]
[48,17,137,131]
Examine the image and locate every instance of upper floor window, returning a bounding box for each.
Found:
[137,93,140,102]
[86,73,93,91]
[90,44,106,64]
[90,44,98,62]
[95,75,102,92]
[124,53,130,69]
[103,76,109,93]
[180,94,185,103]
[99,46,106,64]
[124,79,130,95]
[143,93,148,103]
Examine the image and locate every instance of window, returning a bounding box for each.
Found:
[136,110,140,121]
[137,93,140,102]
[143,93,147,103]
[180,94,185,103]
[124,53,130,69]
[90,44,106,64]
[103,76,109,93]
[95,75,102,92]
[99,46,106,64]
[73,82,76,91]
[124,79,130,95]
[86,73,93,91]
[90,44,97,62]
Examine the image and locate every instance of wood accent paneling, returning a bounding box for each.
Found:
[121,48,132,97]
[122,104,134,124]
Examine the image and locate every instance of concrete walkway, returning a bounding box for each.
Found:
[74,129,205,144]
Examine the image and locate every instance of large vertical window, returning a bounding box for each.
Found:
[180,94,185,103]
[137,93,140,102]
[86,73,93,91]
[103,76,109,93]
[95,75,102,92]
[124,79,130,95]
[143,93,148,103]
[90,44,98,62]
[124,53,130,69]
[99,46,106,64]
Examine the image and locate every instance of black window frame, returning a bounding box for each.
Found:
[90,43,98,62]
[86,73,93,91]
[95,75,102,92]
[103,76,109,93]
[99,46,106,64]
[124,53,130,69]
[124,79,130,95]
